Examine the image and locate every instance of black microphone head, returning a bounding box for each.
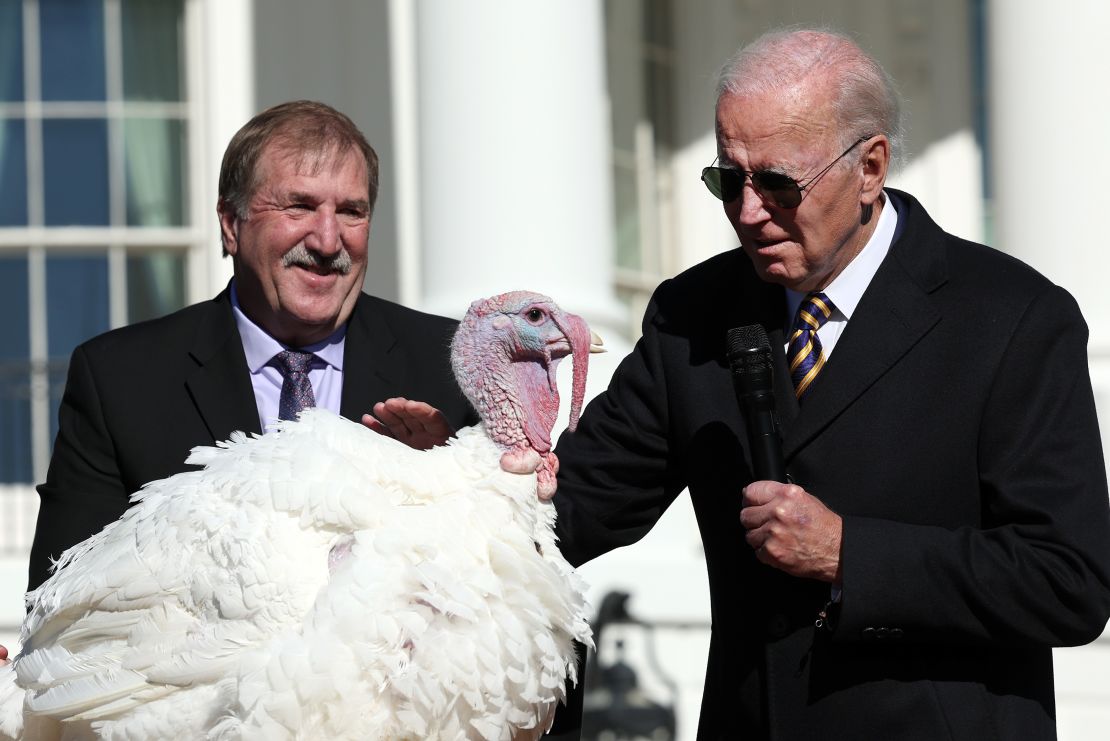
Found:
[727,324,774,394]
[727,324,772,365]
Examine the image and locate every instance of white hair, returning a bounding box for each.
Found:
[716,27,906,169]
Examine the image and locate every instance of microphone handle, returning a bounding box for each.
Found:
[741,389,787,483]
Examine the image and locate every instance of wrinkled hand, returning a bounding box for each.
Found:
[362,398,455,450]
[740,481,843,583]
[499,449,558,501]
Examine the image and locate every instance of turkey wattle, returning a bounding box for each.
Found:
[0,290,600,741]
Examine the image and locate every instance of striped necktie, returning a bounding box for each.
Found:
[274,349,317,421]
[788,292,835,400]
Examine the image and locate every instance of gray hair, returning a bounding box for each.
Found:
[716,28,905,169]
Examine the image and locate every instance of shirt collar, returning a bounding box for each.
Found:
[230,279,347,373]
[785,191,899,322]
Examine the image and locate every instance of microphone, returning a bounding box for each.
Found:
[726,325,787,483]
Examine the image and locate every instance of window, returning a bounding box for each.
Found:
[604,0,676,337]
[0,0,193,489]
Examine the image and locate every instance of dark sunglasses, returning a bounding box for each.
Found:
[701,135,872,209]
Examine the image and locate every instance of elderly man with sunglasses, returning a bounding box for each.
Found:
[551,28,1110,740]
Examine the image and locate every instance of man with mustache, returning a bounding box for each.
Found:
[24,101,477,593]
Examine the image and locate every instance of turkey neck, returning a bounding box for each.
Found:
[452,326,550,454]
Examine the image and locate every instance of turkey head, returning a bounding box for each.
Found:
[451,291,601,498]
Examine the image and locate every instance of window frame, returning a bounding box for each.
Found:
[0,0,207,485]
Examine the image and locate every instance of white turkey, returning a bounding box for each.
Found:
[0,290,599,741]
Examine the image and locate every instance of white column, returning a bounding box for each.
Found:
[987,1,1110,346]
[195,0,255,300]
[988,3,1110,738]
[408,0,625,341]
[988,2,1110,473]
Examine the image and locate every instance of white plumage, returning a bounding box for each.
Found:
[0,291,595,741]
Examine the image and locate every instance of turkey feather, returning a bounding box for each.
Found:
[0,291,595,741]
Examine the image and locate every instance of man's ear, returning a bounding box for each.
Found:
[860,135,890,207]
[217,198,240,257]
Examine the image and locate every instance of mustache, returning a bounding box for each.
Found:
[281,244,353,275]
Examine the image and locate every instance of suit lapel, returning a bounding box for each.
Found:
[184,291,262,439]
[340,293,404,420]
[782,190,947,459]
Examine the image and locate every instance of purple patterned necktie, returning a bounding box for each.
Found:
[788,292,835,400]
[274,349,317,421]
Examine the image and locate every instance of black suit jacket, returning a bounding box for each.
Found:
[553,190,1110,740]
[30,288,476,591]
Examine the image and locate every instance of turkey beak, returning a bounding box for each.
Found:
[589,330,605,354]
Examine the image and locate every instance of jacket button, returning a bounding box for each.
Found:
[861,627,877,640]
[766,613,790,639]
[889,628,904,640]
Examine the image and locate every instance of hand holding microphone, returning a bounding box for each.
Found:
[728,325,842,583]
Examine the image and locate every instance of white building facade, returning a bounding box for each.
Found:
[0,1,1106,738]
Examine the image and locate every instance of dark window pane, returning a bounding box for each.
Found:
[46,252,109,450]
[43,118,110,226]
[0,254,32,483]
[39,0,106,102]
[0,371,32,483]
[0,255,29,363]
[121,0,184,102]
[47,354,66,460]
[47,252,109,359]
[0,0,24,102]
[0,117,27,226]
[127,250,185,323]
[124,117,186,226]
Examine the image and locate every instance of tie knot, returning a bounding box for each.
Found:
[793,292,835,332]
[274,349,315,376]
